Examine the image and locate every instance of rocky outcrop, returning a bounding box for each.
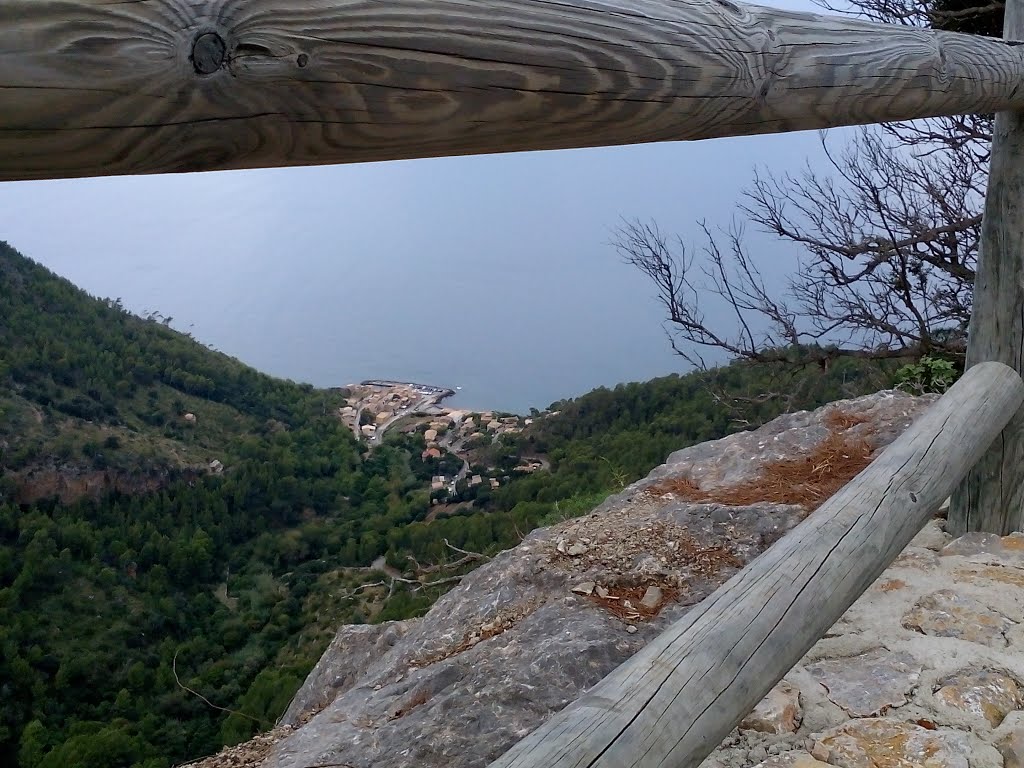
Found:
[188,390,973,768]
[10,464,190,505]
[280,621,416,726]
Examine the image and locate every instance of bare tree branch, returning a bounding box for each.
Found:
[616,0,986,397]
[338,541,491,601]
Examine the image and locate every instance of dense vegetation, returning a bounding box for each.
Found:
[0,242,901,767]
[0,243,543,767]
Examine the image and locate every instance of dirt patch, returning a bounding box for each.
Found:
[425,502,473,523]
[588,584,682,623]
[876,579,908,593]
[176,724,295,768]
[823,408,873,431]
[214,583,239,611]
[646,409,876,513]
[552,519,742,585]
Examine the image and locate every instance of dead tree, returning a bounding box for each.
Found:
[615,0,998,416]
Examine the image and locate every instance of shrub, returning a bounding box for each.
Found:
[894,356,958,395]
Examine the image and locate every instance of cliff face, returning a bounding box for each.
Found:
[10,464,194,505]
[191,390,1005,768]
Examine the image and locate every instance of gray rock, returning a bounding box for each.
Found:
[649,390,935,494]
[740,680,802,734]
[281,620,416,725]
[934,669,1022,727]
[999,726,1024,768]
[570,581,596,596]
[941,532,1004,558]
[902,589,1013,646]
[909,518,950,552]
[747,745,769,762]
[640,585,663,610]
[805,648,921,717]
[753,755,830,768]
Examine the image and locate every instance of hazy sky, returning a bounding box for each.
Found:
[0,0,849,413]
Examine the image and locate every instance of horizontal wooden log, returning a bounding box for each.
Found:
[4,0,1024,180]
[488,361,1024,768]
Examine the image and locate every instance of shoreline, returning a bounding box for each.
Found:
[360,379,456,400]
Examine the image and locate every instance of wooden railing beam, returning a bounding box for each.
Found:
[488,361,1024,768]
[4,0,1024,180]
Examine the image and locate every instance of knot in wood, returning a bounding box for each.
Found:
[191,32,226,75]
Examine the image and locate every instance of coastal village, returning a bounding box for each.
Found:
[337,380,549,501]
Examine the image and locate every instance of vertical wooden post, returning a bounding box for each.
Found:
[949,0,1024,535]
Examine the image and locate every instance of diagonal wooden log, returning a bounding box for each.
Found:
[488,361,1024,768]
[4,0,1024,180]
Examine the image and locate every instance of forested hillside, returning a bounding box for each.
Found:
[0,239,354,489]
[0,243,540,767]
[0,242,907,768]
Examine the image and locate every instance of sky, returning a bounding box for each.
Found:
[0,0,847,414]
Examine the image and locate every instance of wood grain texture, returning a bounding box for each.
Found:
[949,0,1024,537]
[4,0,1024,180]
[488,361,1024,768]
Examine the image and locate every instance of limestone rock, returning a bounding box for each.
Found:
[653,390,935,493]
[281,621,416,725]
[818,719,970,768]
[184,725,295,768]
[934,669,1022,727]
[1003,533,1024,556]
[810,742,830,762]
[941,532,1004,558]
[893,549,940,570]
[941,532,1024,567]
[909,519,950,552]
[632,554,669,579]
[752,754,830,768]
[571,581,596,596]
[748,745,769,763]
[998,726,1024,768]
[902,590,1012,646]
[740,681,802,734]
[954,564,1024,589]
[805,648,921,717]
[640,586,663,610]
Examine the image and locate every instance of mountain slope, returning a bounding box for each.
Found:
[0,244,419,767]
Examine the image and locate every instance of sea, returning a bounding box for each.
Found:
[0,130,819,413]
